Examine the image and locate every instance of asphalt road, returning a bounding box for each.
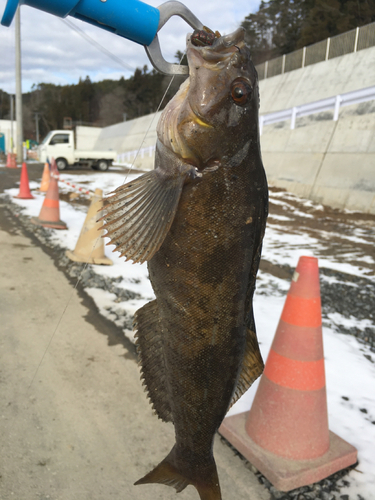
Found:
[0,164,270,500]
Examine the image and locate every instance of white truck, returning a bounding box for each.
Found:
[38,128,117,171]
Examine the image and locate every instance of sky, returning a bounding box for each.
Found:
[0,0,261,94]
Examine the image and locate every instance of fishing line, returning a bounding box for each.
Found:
[25,263,89,393]
[6,26,186,494]
[61,18,135,72]
[24,51,187,393]
[121,51,186,184]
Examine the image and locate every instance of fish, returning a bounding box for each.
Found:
[101,26,268,500]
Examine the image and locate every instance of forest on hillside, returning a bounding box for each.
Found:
[243,0,375,64]
[0,0,374,141]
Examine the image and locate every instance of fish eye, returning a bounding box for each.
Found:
[231,80,252,106]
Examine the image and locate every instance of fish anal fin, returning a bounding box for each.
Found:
[229,326,264,409]
[134,300,173,423]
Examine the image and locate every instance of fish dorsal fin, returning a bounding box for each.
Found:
[101,142,196,264]
[229,326,264,409]
[134,300,173,423]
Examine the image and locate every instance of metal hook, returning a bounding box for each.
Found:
[146,1,204,75]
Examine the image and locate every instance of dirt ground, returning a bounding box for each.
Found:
[0,164,270,500]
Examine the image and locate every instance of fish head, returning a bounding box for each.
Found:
[157,28,260,170]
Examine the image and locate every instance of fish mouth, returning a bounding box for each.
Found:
[187,27,246,64]
[191,110,213,129]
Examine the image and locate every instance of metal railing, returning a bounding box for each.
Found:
[256,22,375,80]
[259,85,375,134]
[116,145,155,164]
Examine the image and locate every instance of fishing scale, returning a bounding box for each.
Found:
[1,0,204,74]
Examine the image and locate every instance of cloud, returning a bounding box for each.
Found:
[0,0,260,93]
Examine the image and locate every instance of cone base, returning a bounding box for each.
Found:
[14,194,35,199]
[219,411,357,492]
[31,216,67,230]
[66,250,113,266]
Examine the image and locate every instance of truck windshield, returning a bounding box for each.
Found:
[41,132,52,145]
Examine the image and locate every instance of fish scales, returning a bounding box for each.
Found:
[102,27,268,500]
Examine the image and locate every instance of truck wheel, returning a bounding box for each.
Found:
[97,160,109,171]
[56,158,68,171]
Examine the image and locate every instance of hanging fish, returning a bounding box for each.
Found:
[101,26,268,500]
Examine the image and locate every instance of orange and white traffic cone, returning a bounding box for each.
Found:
[66,188,112,265]
[14,162,34,199]
[6,153,12,168]
[31,174,67,229]
[50,157,59,176]
[6,153,17,169]
[219,256,357,491]
[40,161,51,192]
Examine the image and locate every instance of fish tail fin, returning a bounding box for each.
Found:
[195,472,222,500]
[134,456,189,493]
[134,447,222,500]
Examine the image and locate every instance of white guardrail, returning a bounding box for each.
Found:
[117,85,375,162]
[117,145,155,164]
[259,85,375,135]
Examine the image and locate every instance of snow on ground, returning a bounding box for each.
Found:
[5,171,375,499]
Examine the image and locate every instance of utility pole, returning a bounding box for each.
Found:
[10,95,14,152]
[15,7,23,162]
[35,113,40,144]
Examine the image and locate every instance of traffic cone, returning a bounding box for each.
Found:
[40,161,51,192]
[14,162,34,199]
[31,174,67,229]
[66,188,112,265]
[6,153,17,168]
[219,256,357,491]
[50,157,59,176]
[6,153,12,168]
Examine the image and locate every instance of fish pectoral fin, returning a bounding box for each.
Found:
[100,166,192,264]
[134,300,173,423]
[229,326,264,409]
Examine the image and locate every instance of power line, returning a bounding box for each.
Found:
[61,18,135,72]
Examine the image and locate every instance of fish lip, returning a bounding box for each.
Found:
[191,108,214,129]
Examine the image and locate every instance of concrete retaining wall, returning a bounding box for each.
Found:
[259,46,375,114]
[261,110,375,214]
[94,113,160,170]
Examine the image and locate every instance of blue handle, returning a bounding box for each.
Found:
[1,0,160,46]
